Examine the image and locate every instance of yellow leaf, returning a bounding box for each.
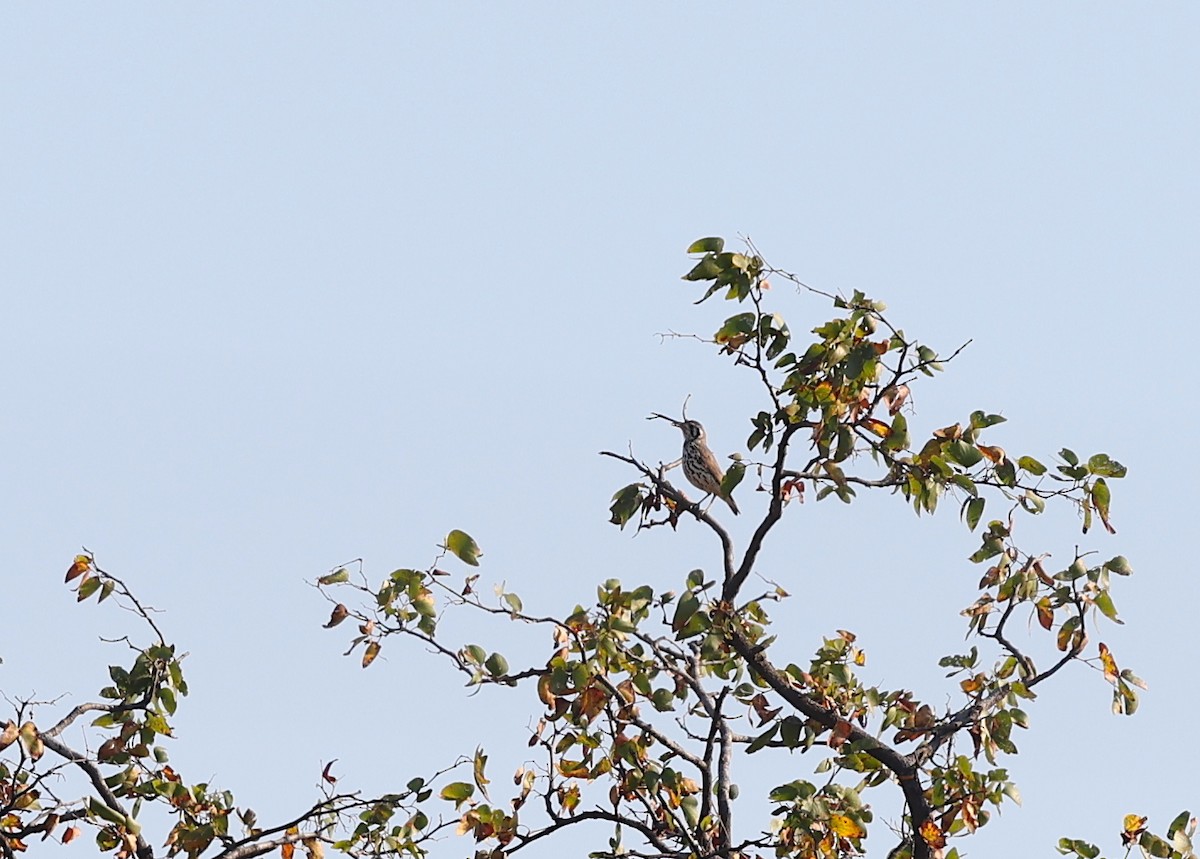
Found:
[1122,814,1148,845]
[861,418,892,438]
[1098,642,1119,684]
[830,814,865,838]
[1123,814,1147,833]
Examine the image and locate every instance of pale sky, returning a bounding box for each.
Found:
[3,5,1197,858]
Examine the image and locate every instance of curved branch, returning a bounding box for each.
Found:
[724,626,934,859]
[724,421,805,602]
[37,735,155,859]
[600,451,736,581]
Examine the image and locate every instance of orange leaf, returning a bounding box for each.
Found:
[978,444,1007,464]
[932,423,962,440]
[962,798,980,833]
[61,826,81,845]
[65,555,91,583]
[1035,598,1054,631]
[918,818,946,848]
[829,720,852,750]
[281,843,295,859]
[362,641,381,669]
[574,682,608,723]
[1098,643,1119,684]
[960,674,984,694]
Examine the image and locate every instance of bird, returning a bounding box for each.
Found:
[672,419,740,515]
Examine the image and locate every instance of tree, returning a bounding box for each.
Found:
[2,239,1192,859]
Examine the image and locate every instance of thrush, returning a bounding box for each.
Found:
[672,419,739,515]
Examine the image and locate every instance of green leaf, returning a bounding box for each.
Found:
[969,410,1007,428]
[1059,448,1079,466]
[683,255,722,282]
[609,484,643,529]
[968,536,1002,564]
[715,313,755,345]
[1166,810,1191,839]
[1104,555,1133,575]
[886,413,910,450]
[1091,479,1111,520]
[952,473,978,497]
[439,782,475,807]
[77,576,102,601]
[318,568,350,585]
[503,592,523,614]
[945,440,983,468]
[484,653,509,677]
[1019,491,1045,514]
[445,530,482,566]
[651,688,675,712]
[720,461,745,497]
[672,592,700,634]
[1093,591,1122,624]
[746,723,779,754]
[1017,456,1046,476]
[1087,453,1127,478]
[964,496,984,530]
[687,237,725,255]
[158,687,177,716]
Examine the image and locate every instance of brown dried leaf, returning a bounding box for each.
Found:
[0,721,17,752]
[883,384,910,416]
[323,604,349,629]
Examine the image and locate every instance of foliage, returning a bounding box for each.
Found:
[2,240,1190,859]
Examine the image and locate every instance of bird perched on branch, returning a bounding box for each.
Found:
[672,419,740,515]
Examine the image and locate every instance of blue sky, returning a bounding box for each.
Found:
[2,5,1197,857]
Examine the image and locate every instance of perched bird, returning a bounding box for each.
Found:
[672,419,740,515]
